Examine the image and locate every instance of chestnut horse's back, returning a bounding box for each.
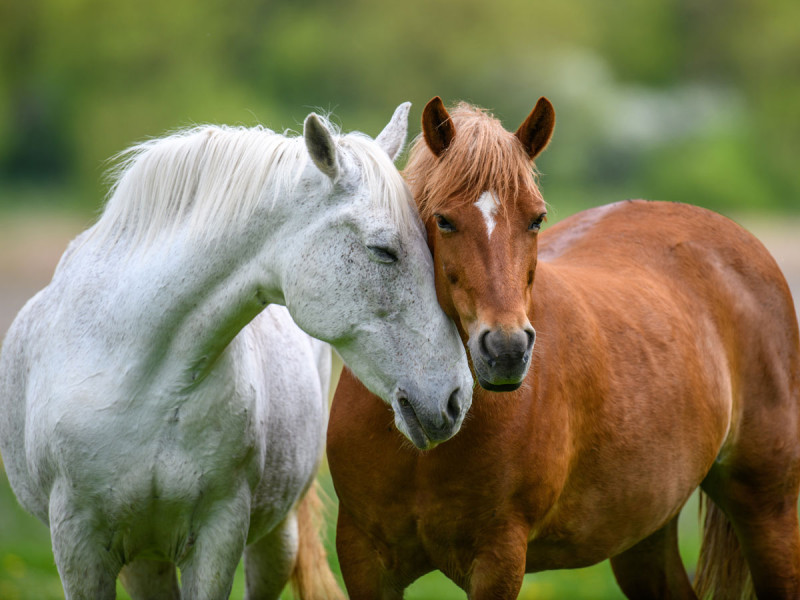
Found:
[542,200,799,375]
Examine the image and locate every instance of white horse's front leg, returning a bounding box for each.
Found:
[178,495,251,600]
[244,511,299,600]
[49,481,119,600]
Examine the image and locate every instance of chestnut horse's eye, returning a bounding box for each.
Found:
[528,213,547,232]
[434,214,456,233]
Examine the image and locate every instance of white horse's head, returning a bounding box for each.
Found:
[280,104,472,449]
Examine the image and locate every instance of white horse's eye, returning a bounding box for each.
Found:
[368,245,399,264]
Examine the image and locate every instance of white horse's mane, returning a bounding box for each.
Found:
[88,118,416,249]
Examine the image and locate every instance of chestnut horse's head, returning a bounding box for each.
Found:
[404,97,555,391]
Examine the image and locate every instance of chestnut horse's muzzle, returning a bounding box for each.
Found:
[470,325,535,391]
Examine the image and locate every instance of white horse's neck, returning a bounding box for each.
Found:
[147,228,284,388]
[66,169,315,393]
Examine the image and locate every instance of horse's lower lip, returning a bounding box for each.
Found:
[477,376,522,392]
[397,399,436,450]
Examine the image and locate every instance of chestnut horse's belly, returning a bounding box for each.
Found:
[518,305,732,571]
[522,361,730,571]
[524,482,695,572]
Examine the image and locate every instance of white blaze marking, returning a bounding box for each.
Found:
[475,191,499,239]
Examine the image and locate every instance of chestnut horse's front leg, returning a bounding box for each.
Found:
[336,508,406,600]
[466,526,529,600]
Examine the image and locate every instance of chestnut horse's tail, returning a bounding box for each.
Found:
[290,480,345,600]
[694,492,755,600]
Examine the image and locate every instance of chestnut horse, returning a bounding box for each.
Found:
[328,97,800,599]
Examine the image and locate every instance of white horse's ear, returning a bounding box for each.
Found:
[375,102,411,162]
[304,113,339,179]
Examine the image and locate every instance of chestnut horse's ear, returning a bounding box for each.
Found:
[515,97,555,160]
[422,96,455,157]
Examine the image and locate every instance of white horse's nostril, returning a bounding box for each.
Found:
[445,388,461,424]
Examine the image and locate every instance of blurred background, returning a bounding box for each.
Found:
[0,0,798,598]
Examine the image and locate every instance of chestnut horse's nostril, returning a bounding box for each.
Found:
[478,329,490,359]
[526,328,536,350]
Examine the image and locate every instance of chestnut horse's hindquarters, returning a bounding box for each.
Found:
[692,279,800,600]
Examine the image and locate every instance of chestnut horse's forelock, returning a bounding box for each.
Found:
[403,103,544,220]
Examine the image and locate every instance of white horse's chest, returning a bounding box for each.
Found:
[22,291,327,555]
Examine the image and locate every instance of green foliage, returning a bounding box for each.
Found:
[0,0,797,214]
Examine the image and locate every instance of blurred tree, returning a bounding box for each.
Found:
[0,0,796,213]
[0,0,72,182]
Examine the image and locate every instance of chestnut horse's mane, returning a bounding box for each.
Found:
[404,102,543,220]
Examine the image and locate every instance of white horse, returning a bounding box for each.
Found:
[0,104,472,599]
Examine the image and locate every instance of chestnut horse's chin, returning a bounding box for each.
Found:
[477,377,523,392]
[472,353,531,392]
